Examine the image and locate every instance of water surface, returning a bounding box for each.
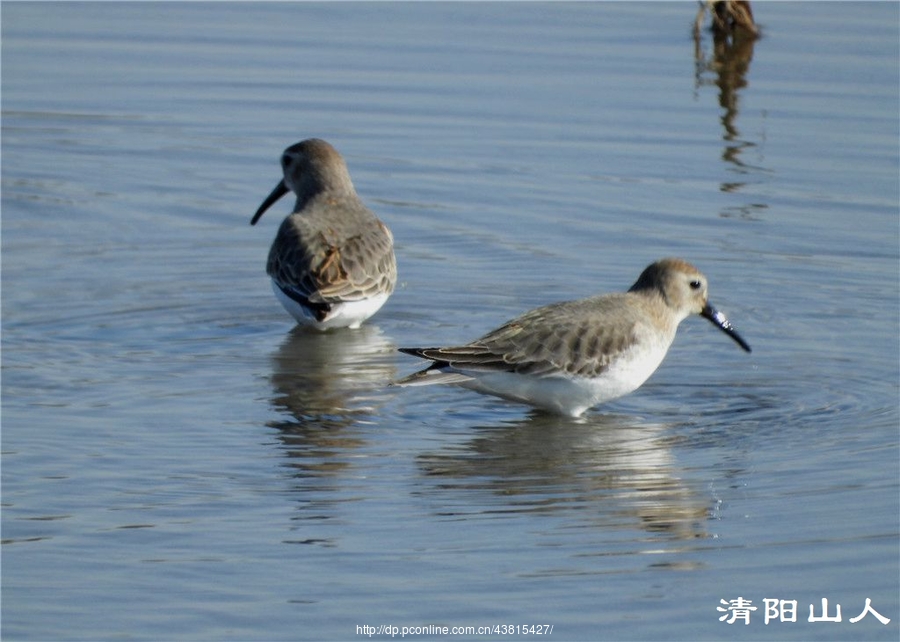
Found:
[2,3,898,640]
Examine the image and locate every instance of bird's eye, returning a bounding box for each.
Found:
[689,280,702,290]
[281,154,291,166]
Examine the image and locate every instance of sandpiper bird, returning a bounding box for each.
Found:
[250,139,397,330]
[396,258,751,417]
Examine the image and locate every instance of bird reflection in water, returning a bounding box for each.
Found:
[417,412,711,548]
[266,325,396,478]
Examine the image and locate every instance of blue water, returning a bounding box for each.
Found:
[2,3,898,640]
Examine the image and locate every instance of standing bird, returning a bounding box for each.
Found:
[250,139,396,330]
[396,258,751,417]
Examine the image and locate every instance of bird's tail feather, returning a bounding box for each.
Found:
[392,368,474,387]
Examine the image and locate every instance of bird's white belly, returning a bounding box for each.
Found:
[457,342,671,417]
[272,281,389,330]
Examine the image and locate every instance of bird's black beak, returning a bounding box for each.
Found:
[701,303,751,353]
[250,180,290,226]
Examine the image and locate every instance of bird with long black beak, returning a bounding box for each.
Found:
[396,258,751,417]
[251,138,396,330]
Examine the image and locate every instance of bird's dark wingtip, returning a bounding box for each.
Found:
[398,348,454,370]
[398,347,433,358]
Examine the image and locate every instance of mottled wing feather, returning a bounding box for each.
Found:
[316,219,396,301]
[267,202,396,304]
[407,295,644,378]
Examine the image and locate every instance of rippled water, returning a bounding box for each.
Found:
[3,3,898,640]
